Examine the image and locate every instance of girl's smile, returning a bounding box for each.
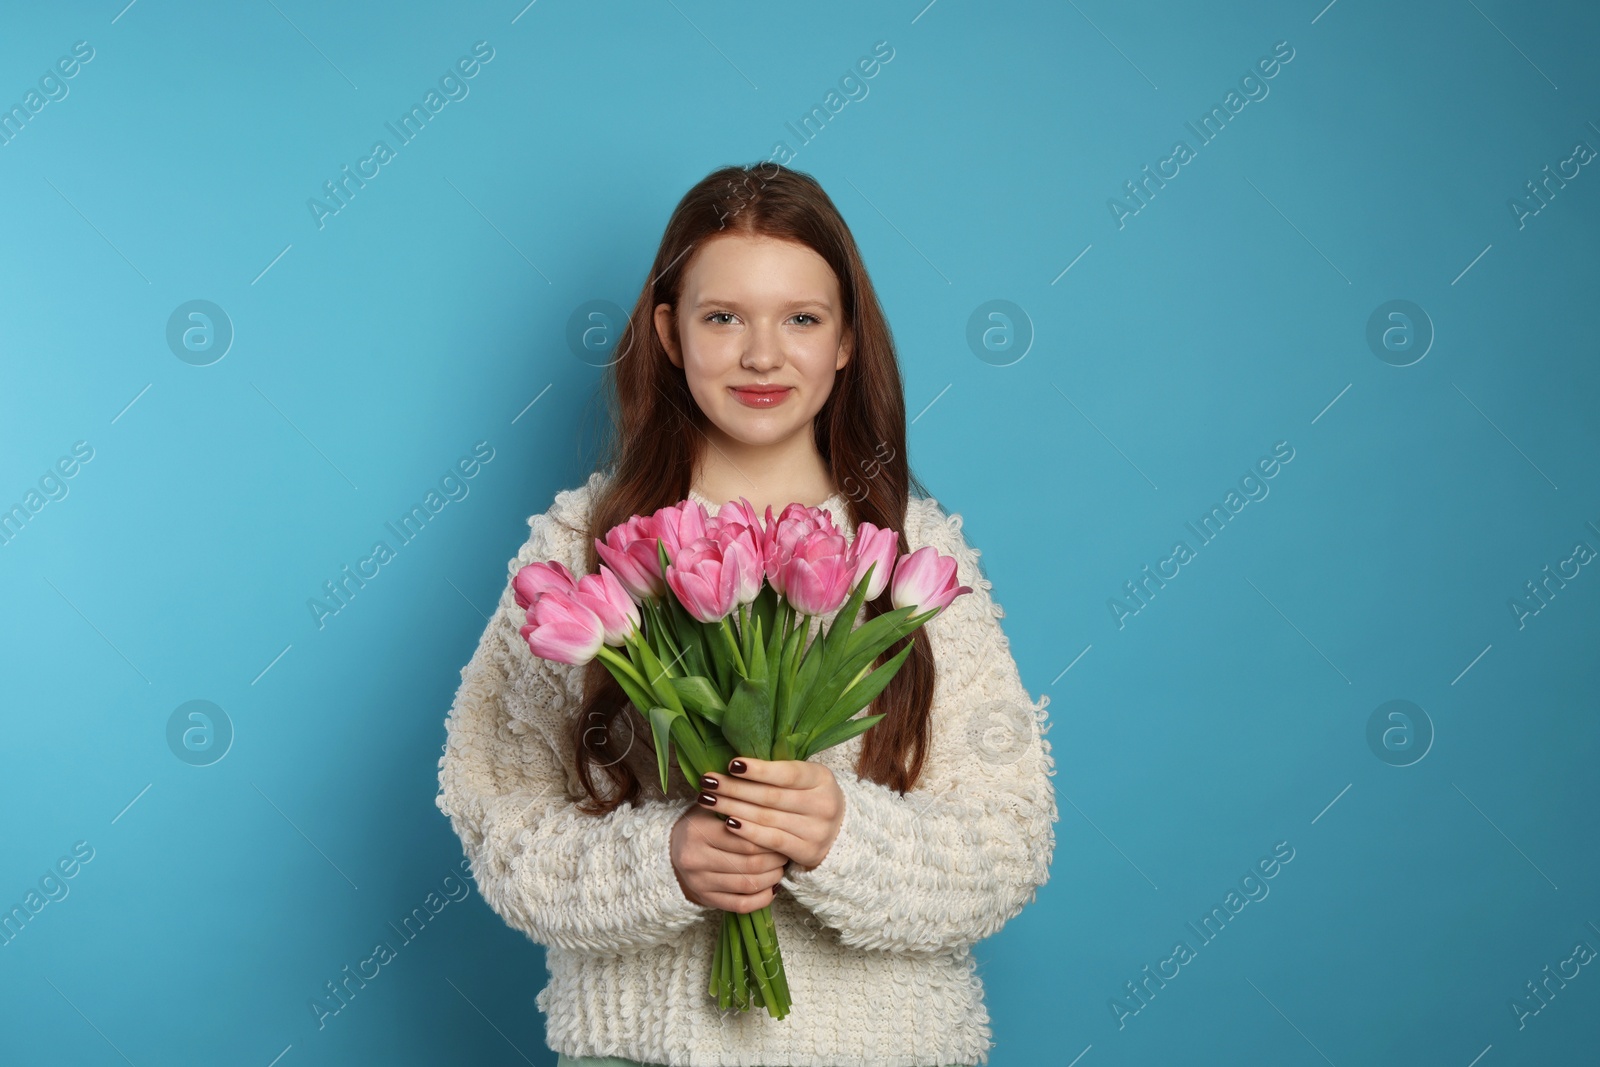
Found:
[729,384,794,407]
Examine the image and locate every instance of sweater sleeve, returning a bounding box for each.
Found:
[435,505,717,955]
[778,499,1059,955]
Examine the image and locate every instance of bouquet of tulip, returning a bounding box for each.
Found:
[511,494,971,1020]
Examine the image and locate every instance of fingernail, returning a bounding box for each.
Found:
[725,817,741,829]
[729,759,747,775]
[700,774,719,791]
[697,791,717,807]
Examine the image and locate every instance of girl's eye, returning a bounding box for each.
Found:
[705,312,820,325]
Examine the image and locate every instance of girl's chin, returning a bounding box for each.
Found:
[711,418,803,447]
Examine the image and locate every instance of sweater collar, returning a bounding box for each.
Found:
[687,487,853,536]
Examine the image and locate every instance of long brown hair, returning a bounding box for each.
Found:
[569,162,935,815]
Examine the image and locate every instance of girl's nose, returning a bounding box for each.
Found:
[741,328,784,369]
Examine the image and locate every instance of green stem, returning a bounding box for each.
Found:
[710,913,722,1003]
[736,911,779,1014]
[717,913,733,1010]
[594,643,649,693]
[753,906,789,1012]
[728,910,748,1010]
[718,616,747,678]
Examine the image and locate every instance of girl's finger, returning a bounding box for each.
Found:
[704,837,786,872]
[718,807,807,861]
[725,756,813,789]
[699,790,815,855]
[697,789,779,827]
[698,885,776,915]
[701,773,810,817]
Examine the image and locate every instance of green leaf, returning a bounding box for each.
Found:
[640,596,679,673]
[602,644,662,722]
[647,604,680,674]
[719,674,776,761]
[805,712,887,757]
[765,600,788,671]
[674,746,701,792]
[667,675,727,727]
[773,616,808,741]
[702,734,737,778]
[646,706,682,795]
[718,617,748,679]
[668,711,713,779]
[806,639,915,748]
[661,596,711,678]
[793,608,934,739]
[702,613,731,693]
[747,614,767,681]
[771,730,807,762]
[787,623,826,730]
[632,638,684,715]
[751,584,779,656]
[815,561,880,674]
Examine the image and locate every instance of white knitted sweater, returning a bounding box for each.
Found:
[435,471,1058,1067]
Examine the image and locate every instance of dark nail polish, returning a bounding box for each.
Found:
[700,774,719,791]
[725,817,741,829]
[729,759,747,775]
[697,791,717,807]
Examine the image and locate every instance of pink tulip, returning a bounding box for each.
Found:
[655,500,711,561]
[766,502,847,598]
[595,513,666,601]
[573,566,641,646]
[708,496,765,538]
[520,590,606,665]
[779,529,855,616]
[890,546,973,613]
[848,523,899,601]
[666,537,752,623]
[513,560,578,611]
[706,512,766,607]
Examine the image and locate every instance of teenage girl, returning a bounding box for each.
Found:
[437,163,1057,1067]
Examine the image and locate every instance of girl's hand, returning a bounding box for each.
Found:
[697,758,845,873]
[670,805,788,914]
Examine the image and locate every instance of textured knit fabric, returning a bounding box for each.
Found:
[435,471,1058,1067]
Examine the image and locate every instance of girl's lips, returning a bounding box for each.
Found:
[730,386,792,408]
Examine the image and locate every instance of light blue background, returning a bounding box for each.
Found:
[3,1,1597,1064]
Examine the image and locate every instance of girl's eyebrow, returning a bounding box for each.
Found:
[692,296,834,311]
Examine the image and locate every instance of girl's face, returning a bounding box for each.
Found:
[655,233,852,455]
